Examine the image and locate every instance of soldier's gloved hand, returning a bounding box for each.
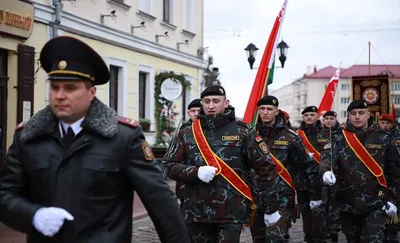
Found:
[322,171,336,186]
[383,202,398,217]
[32,207,74,237]
[197,166,218,183]
[264,211,281,227]
[309,200,323,209]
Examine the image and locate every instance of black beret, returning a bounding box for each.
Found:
[201,85,226,98]
[301,106,318,115]
[257,95,279,107]
[40,36,110,85]
[347,100,368,112]
[323,111,337,118]
[187,98,202,109]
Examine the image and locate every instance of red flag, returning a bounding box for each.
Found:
[318,69,340,117]
[243,0,289,126]
[392,103,396,122]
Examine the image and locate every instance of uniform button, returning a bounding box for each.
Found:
[100,165,104,170]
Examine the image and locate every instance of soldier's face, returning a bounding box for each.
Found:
[302,112,318,126]
[348,109,370,128]
[187,107,201,120]
[49,80,96,123]
[378,120,393,131]
[202,96,228,115]
[323,116,337,128]
[258,105,279,123]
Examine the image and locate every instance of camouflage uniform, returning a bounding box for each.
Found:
[164,106,279,243]
[297,120,327,242]
[320,122,342,240]
[384,127,400,243]
[320,123,400,243]
[250,116,321,243]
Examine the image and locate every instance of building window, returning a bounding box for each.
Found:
[341,83,350,90]
[392,83,400,91]
[109,65,119,112]
[138,72,148,119]
[341,110,347,117]
[163,0,172,23]
[138,0,151,13]
[0,49,6,77]
[341,97,350,104]
[392,97,400,104]
[181,0,193,31]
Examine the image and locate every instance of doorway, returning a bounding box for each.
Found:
[0,49,7,168]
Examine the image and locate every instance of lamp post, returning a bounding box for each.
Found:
[244,43,259,70]
[244,39,289,69]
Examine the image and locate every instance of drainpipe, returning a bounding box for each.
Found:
[52,0,62,38]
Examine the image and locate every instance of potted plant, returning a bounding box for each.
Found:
[139,118,150,131]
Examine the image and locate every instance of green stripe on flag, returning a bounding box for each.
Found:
[268,60,275,85]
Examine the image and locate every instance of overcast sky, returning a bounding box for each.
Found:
[204,0,400,117]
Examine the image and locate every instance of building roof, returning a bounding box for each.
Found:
[303,64,400,79]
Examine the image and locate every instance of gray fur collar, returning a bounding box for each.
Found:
[20,97,118,142]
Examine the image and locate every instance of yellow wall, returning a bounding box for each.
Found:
[3,22,48,149]
[63,31,200,121]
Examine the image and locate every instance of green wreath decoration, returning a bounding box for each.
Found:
[154,71,191,147]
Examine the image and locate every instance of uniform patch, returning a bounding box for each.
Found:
[273,140,289,146]
[117,116,139,128]
[366,144,383,149]
[323,143,331,150]
[258,141,269,154]
[317,138,328,143]
[141,141,155,161]
[222,135,240,141]
[255,136,263,143]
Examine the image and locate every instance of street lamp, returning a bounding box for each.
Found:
[244,43,259,70]
[277,39,289,68]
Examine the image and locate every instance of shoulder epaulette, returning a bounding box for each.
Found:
[236,120,250,128]
[15,122,25,131]
[117,116,139,128]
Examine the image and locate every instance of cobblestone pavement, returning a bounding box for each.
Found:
[132,217,347,242]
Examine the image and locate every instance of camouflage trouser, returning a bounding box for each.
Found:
[340,209,386,243]
[187,222,242,243]
[322,186,340,234]
[250,181,293,243]
[297,190,327,243]
[383,211,399,243]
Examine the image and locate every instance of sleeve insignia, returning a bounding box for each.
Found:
[141,141,155,161]
[258,141,269,154]
[117,116,139,128]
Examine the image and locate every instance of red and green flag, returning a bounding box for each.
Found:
[242,0,288,127]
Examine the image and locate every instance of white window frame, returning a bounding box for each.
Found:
[106,57,128,116]
[181,0,194,31]
[163,0,175,24]
[137,64,155,131]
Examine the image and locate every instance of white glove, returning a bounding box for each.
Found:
[264,211,281,227]
[309,200,323,210]
[323,171,336,186]
[197,166,217,183]
[33,207,74,237]
[383,202,398,217]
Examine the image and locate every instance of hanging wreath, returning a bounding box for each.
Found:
[154,71,191,147]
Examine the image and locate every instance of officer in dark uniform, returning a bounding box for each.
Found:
[321,100,400,243]
[164,85,280,243]
[297,105,326,242]
[250,96,321,243]
[321,111,341,242]
[165,98,202,211]
[0,36,189,243]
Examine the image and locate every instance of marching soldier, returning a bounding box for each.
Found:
[250,96,321,243]
[321,100,400,242]
[321,111,342,242]
[297,105,326,242]
[0,36,189,242]
[164,85,280,243]
[378,113,400,243]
